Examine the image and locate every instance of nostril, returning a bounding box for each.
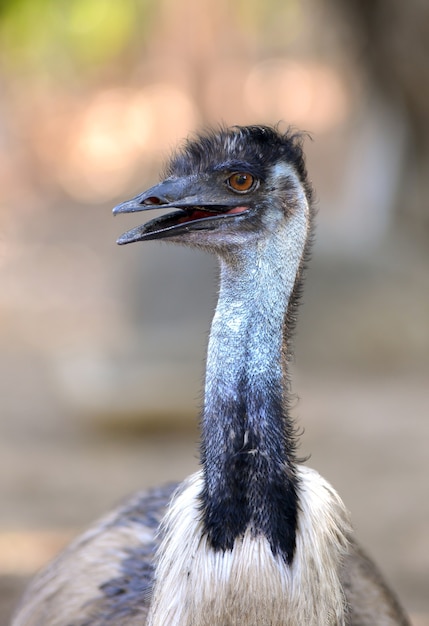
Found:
[142,196,163,205]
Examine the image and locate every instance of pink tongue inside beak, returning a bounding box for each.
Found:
[227,206,248,214]
[177,206,248,224]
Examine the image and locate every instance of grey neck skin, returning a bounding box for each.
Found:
[199,195,310,562]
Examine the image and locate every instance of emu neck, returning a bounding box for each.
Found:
[201,219,306,562]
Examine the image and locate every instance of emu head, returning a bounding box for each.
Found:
[114,125,313,257]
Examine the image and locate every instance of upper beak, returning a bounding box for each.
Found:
[112,178,199,215]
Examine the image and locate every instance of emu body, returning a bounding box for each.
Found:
[12,126,410,625]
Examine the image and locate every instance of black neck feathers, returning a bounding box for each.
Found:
[200,376,299,563]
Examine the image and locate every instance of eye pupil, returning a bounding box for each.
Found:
[228,172,255,192]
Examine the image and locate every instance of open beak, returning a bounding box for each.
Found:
[113,177,249,245]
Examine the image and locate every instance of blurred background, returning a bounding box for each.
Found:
[0,0,428,623]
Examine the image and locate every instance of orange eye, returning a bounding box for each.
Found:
[227,172,255,193]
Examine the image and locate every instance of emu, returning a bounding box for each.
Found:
[13,125,409,625]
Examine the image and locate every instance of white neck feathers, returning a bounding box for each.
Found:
[148,467,351,626]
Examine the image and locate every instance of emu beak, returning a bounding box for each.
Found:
[113,177,249,245]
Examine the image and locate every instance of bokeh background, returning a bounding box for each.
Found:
[0,0,428,623]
